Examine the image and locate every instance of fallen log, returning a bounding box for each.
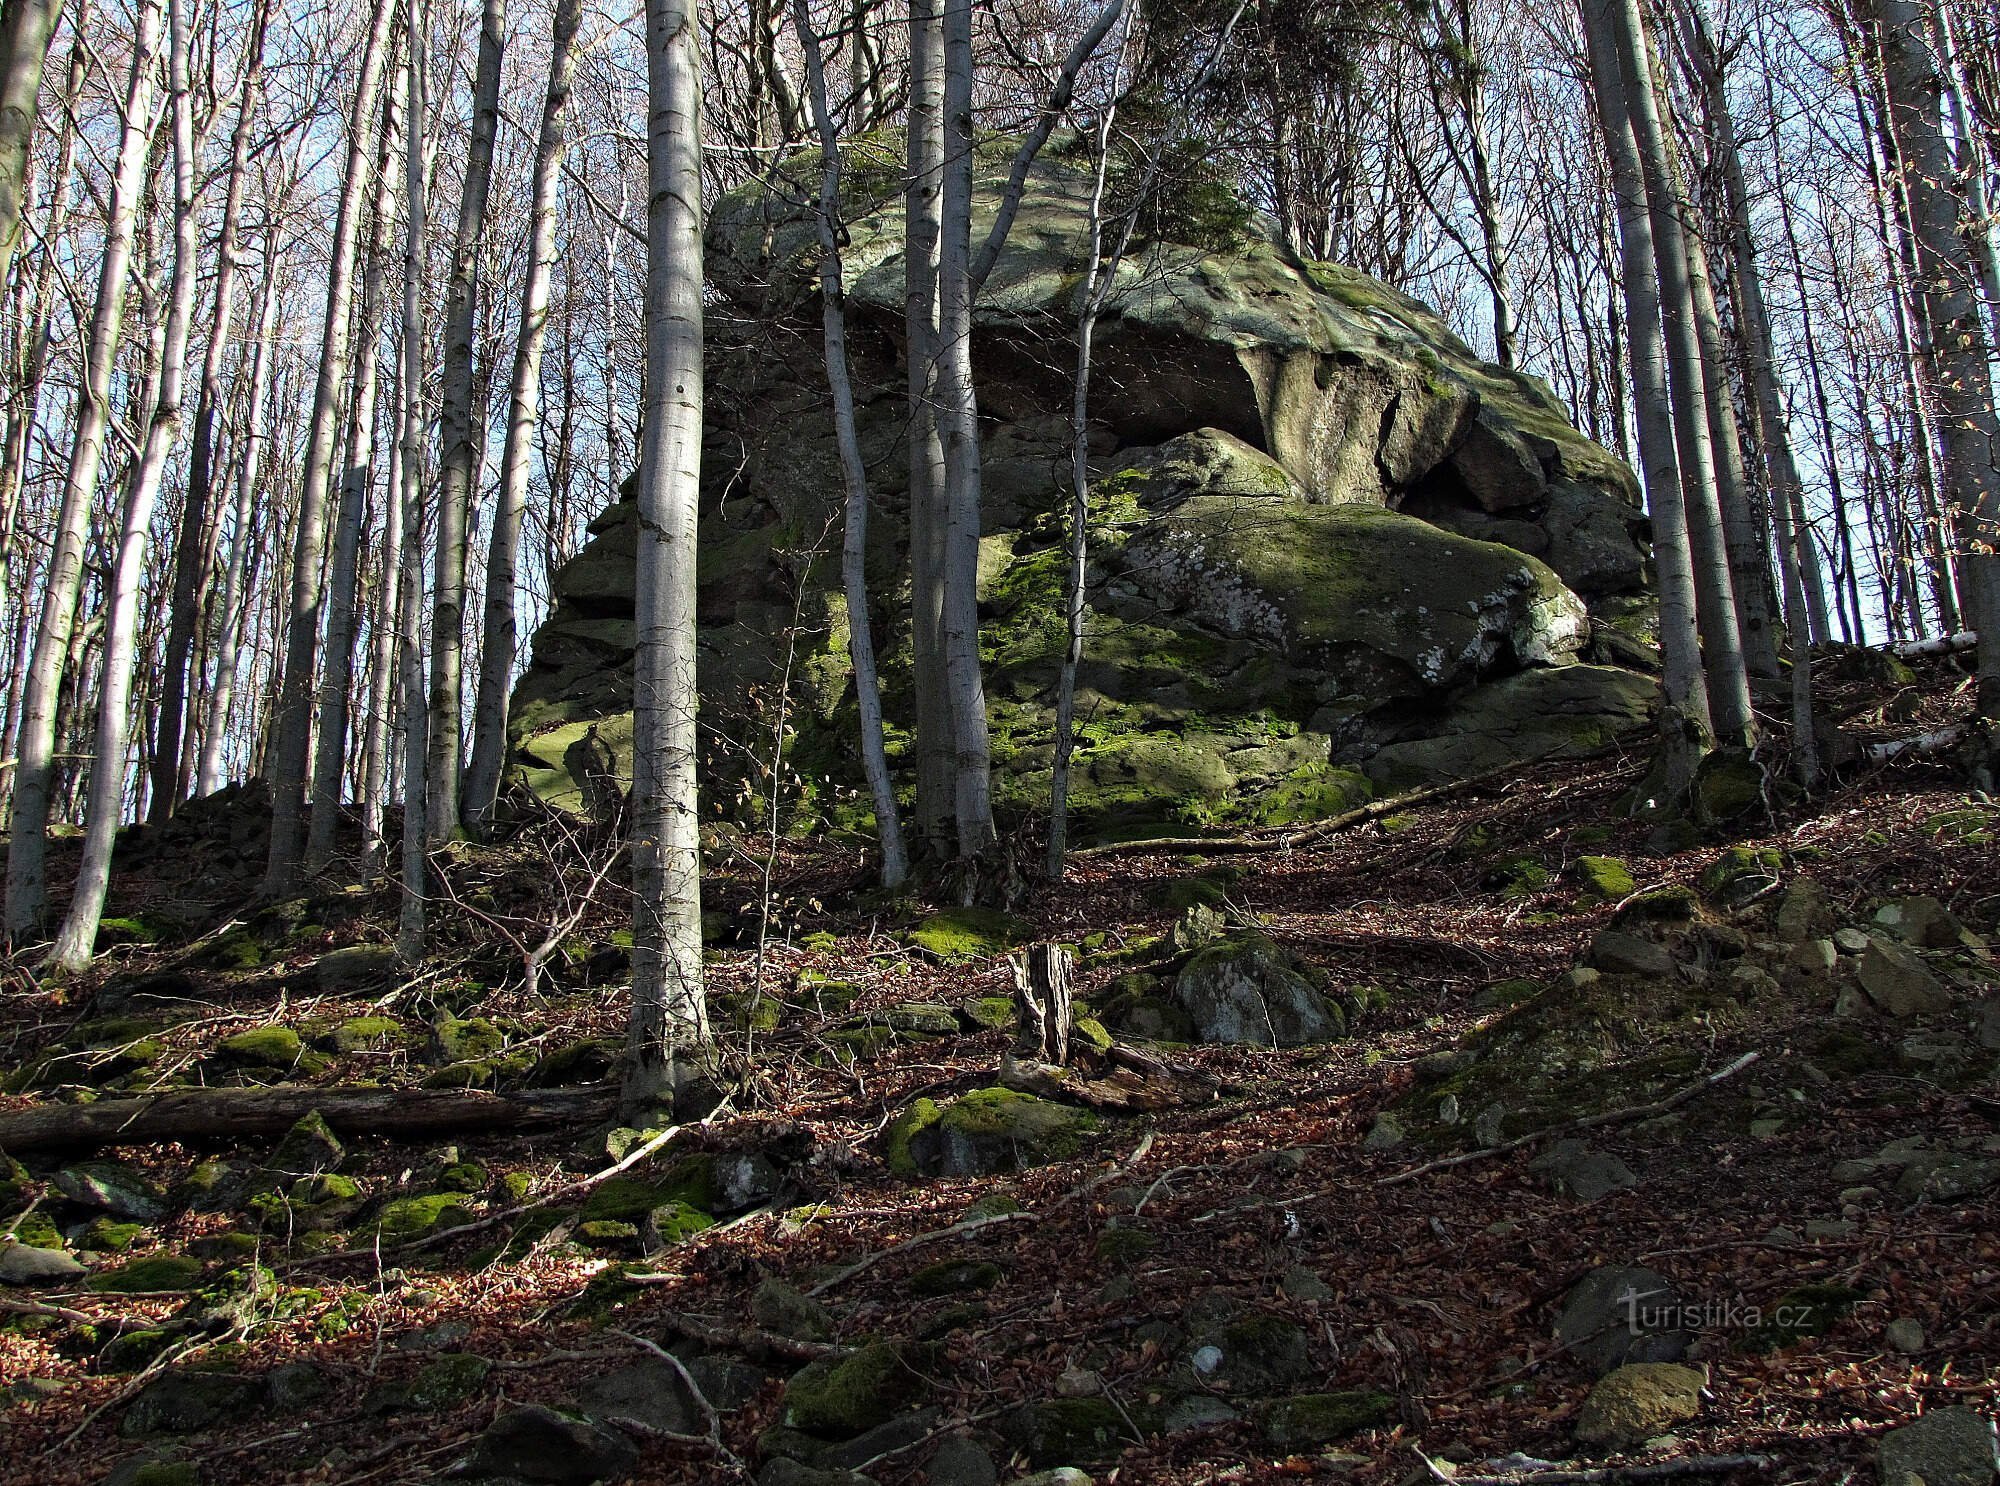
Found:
[0,1082,618,1154]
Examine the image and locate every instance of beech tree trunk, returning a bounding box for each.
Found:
[427,0,506,842]
[1864,0,2000,716]
[795,0,907,887]
[1580,0,1710,802]
[49,0,197,969]
[463,0,583,832]
[3,0,162,937]
[1603,0,1754,750]
[150,0,270,820]
[904,0,953,854]
[626,0,710,1113]
[936,0,995,859]
[0,0,61,297]
[195,256,280,800]
[308,61,405,873]
[397,0,431,960]
[261,0,396,895]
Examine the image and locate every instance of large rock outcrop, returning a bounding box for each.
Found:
[509,134,1656,836]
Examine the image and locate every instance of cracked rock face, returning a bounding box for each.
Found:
[510,137,1655,835]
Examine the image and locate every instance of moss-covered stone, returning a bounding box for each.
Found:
[908,1259,1003,1296]
[782,1341,925,1437]
[1256,1391,1396,1448]
[903,1088,1099,1177]
[316,1017,407,1054]
[436,1163,488,1194]
[216,1027,302,1070]
[906,908,1035,962]
[1093,1223,1158,1266]
[431,1018,506,1064]
[884,1099,943,1178]
[373,1193,474,1242]
[1004,1398,1144,1467]
[1570,856,1635,904]
[88,1255,206,1293]
[267,1111,345,1176]
[83,1219,148,1252]
[645,1201,715,1245]
[1174,933,1344,1046]
[1700,846,1782,906]
[960,997,1018,1032]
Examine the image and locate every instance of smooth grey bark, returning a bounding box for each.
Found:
[936,0,994,858]
[195,252,280,799]
[261,0,396,895]
[359,407,403,877]
[1604,0,1754,748]
[3,0,161,936]
[397,0,430,959]
[1681,0,1817,784]
[307,57,404,873]
[794,0,907,887]
[1864,0,2000,716]
[0,0,60,298]
[904,0,953,853]
[150,0,270,820]
[1581,0,1710,801]
[625,0,710,1112]
[463,0,583,831]
[426,0,505,842]
[48,0,197,969]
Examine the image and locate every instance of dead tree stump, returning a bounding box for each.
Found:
[1011,942,1076,1066]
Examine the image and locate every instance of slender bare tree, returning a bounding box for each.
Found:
[0,0,62,297]
[3,0,162,936]
[463,0,584,831]
[625,0,710,1113]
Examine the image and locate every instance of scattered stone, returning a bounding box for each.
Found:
[0,1241,85,1285]
[890,1089,1098,1179]
[1978,1001,2000,1052]
[1774,880,1833,942]
[465,1405,640,1484]
[1570,856,1636,904]
[266,1362,333,1411]
[1281,1265,1333,1303]
[1876,1406,1999,1486]
[1873,896,1967,950]
[910,1258,1003,1296]
[1857,939,1953,1019]
[1187,1313,1312,1393]
[105,1451,199,1486]
[1003,1399,1138,1468]
[432,1018,506,1064]
[757,1461,876,1486]
[1804,1219,1857,1241]
[1585,930,1675,978]
[312,944,399,991]
[266,1111,345,1178]
[783,1342,924,1437]
[1161,1394,1239,1431]
[1531,1140,1639,1202]
[1172,933,1345,1046]
[1574,1363,1705,1450]
[120,1370,262,1437]
[54,1162,166,1223]
[88,1254,205,1293]
[753,1278,834,1342]
[574,1359,706,1435]
[815,1407,945,1470]
[1896,1154,2000,1202]
[1362,1114,1406,1152]
[370,1352,491,1413]
[1256,1391,1396,1449]
[905,908,1033,963]
[925,1433,999,1486]
[1885,1318,1927,1354]
[1834,927,1871,954]
[216,1027,304,1070]
[1556,1265,1690,1374]
[1793,939,1838,976]
[1699,845,1781,905]
[713,1152,781,1212]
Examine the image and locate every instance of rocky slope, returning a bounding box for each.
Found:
[509,134,1658,836]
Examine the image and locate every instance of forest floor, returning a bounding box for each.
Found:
[0,647,1996,1486]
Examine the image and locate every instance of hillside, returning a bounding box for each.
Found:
[1,645,1994,1486]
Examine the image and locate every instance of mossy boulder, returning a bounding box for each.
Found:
[1190,1313,1312,1394]
[316,1017,408,1055]
[906,908,1034,962]
[507,137,1649,843]
[120,1370,262,1437]
[1571,856,1636,904]
[431,1018,507,1064]
[908,1259,1003,1297]
[1003,1398,1146,1467]
[1172,934,1344,1046]
[1700,846,1782,906]
[311,945,399,991]
[54,1162,166,1223]
[898,1088,1099,1178]
[782,1341,926,1437]
[216,1027,304,1071]
[1256,1391,1396,1448]
[266,1111,345,1177]
[372,1193,475,1242]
